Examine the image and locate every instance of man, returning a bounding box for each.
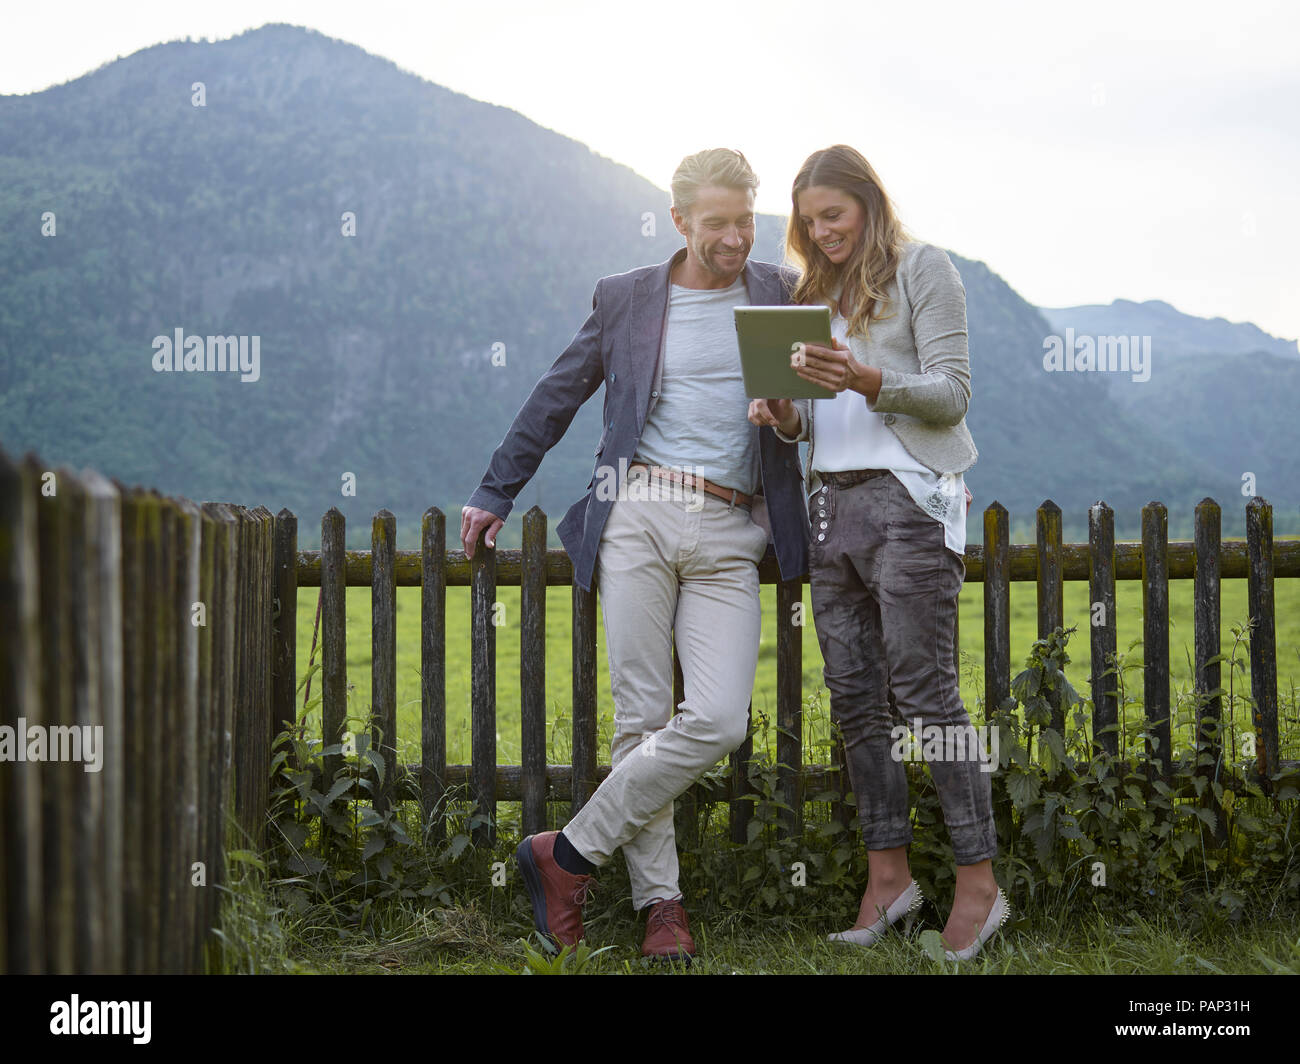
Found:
[461,148,807,960]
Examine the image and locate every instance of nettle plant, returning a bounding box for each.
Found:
[980,626,1298,921]
[678,626,1297,928]
[251,632,1294,935]
[674,707,871,922]
[263,662,488,925]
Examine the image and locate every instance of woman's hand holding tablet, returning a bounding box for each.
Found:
[733,305,837,399]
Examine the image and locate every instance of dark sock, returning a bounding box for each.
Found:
[553,831,597,875]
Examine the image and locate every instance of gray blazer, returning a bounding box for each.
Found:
[778,241,978,494]
[467,247,810,592]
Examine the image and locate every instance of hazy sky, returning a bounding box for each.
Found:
[4,0,1297,341]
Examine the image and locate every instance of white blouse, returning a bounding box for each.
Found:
[813,311,967,557]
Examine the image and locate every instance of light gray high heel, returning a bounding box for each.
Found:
[942,887,1011,961]
[828,880,924,947]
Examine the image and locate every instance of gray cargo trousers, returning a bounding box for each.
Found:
[808,469,997,865]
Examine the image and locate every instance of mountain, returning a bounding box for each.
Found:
[1037,300,1300,524]
[1040,299,1298,362]
[945,257,1227,537]
[0,23,1291,547]
[1092,351,1300,512]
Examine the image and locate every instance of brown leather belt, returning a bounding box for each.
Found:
[818,469,891,488]
[628,463,753,509]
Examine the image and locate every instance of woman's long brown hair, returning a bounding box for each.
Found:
[783,145,909,340]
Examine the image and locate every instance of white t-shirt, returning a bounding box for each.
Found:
[812,312,966,556]
[633,274,758,495]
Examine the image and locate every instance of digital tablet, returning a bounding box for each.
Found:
[734,305,837,399]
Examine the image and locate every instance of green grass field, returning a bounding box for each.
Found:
[233,555,1300,977]
[243,901,1300,976]
[291,564,1300,769]
[216,854,1300,975]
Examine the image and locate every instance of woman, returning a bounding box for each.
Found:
[749,145,1008,960]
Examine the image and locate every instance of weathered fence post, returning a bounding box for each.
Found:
[170,498,201,975]
[729,699,755,844]
[0,450,43,975]
[321,508,347,799]
[1246,497,1278,792]
[776,577,803,835]
[230,507,249,860]
[272,509,298,764]
[372,510,397,813]
[983,502,1011,720]
[1141,502,1171,785]
[1193,497,1227,842]
[84,469,124,974]
[158,496,183,973]
[200,502,238,964]
[1036,500,1065,740]
[1089,502,1118,758]
[64,473,104,974]
[35,460,76,974]
[253,506,276,846]
[231,507,274,852]
[571,576,599,818]
[194,502,216,971]
[470,529,497,842]
[421,508,447,842]
[119,488,146,973]
[143,490,167,972]
[520,507,548,837]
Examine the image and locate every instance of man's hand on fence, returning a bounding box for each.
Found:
[461,505,504,558]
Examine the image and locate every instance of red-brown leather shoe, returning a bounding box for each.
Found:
[515,831,595,947]
[641,897,695,961]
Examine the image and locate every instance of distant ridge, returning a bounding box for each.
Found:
[1040,299,1297,360]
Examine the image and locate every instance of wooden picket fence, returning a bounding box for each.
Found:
[2,442,1297,974]
[288,496,1298,854]
[0,449,286,975]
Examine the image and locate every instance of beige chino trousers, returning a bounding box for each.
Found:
[562,473,770,909]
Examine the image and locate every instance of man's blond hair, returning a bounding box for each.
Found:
[671,148,758,218]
